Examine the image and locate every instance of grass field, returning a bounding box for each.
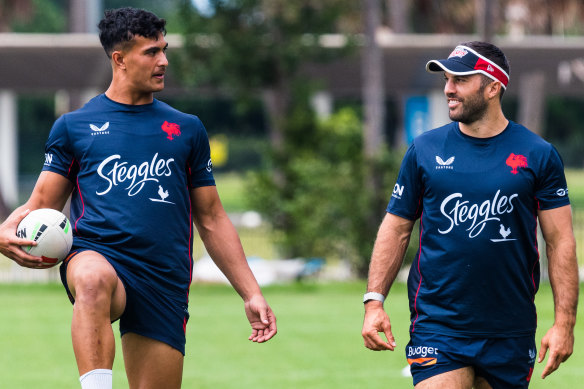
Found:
[566,169,584,208]
[215,172,252,213]
[0,281,582,388]
[0,171,581,387]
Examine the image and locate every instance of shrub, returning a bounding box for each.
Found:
[247,107,401,276]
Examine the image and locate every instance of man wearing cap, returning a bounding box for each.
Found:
[361,41,578,388]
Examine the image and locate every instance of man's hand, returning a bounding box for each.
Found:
[538,323,575,379]
[0,209,46,268]
[244,294,277,343]
[362,301,396,351]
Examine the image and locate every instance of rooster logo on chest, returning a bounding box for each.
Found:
[161,121,181,140]
[506,153,528,175]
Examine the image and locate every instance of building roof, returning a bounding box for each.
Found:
[1,33,583,97]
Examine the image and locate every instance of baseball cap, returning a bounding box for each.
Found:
[426,45,509,89]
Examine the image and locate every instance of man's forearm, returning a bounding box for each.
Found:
[198,213,262,301]
[538,206,579,328]
[366,213,415,296]
[547,238,579,328]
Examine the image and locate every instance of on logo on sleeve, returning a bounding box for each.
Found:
[392,183,405,199]
[44,153,53,166]
[556,188,568,197]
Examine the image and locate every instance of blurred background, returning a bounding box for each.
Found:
[1,2,584,388]
[1,0,583,283]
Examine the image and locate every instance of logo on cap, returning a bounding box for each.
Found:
[449,48,468,58]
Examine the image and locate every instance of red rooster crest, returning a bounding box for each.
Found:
[161,121,181,140]
[506,153,528,175]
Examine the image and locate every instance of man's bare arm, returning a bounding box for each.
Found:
[362,212,415,351]
[537,205,579,379]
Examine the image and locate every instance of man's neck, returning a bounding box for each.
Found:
[459,110,509,138]
[104,82,154,106]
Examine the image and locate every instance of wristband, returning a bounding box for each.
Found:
[363,292,385,304]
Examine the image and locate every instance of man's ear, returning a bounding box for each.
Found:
[487,81,502,100]
[111,51,126,70]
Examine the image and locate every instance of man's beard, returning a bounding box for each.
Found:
[448,88,489,124]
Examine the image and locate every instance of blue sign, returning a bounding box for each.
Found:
[405,96,430,144]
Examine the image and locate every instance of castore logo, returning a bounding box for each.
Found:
[90,122,110,136]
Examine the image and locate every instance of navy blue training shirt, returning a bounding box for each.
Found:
[388,121,570,337]
[42,94,215,294]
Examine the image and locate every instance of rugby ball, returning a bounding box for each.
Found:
[16,208,73,267]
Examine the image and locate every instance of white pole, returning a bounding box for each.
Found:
[0,90,18,208]
[429,89,450,129]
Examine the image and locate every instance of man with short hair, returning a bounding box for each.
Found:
[0,7,276,389]
[361,41,578,388]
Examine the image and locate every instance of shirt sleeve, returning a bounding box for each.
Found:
[188,117,216,188]
[387,143,424,220]
[535,145,570,210]
[42,115,79,182]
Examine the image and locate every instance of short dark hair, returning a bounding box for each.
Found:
[98,7,166,58]
[461,41,510,99]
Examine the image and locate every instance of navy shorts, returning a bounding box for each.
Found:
[60,249,190,355]
[406,331,536,388]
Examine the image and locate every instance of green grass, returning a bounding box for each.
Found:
[564,169,584,266]
[192,225,279,260]
[215,172,249,213]
[0,281,582,388]
[0,170,581,387]
[566,169,584,208]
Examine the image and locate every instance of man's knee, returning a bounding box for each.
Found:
[473,376,493,389]
[74,269,117,302]
[67,252,122,311]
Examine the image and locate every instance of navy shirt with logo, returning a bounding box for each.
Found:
[388,121,570,337]
[43,94,215,295]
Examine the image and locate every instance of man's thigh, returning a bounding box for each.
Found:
[414,366,475,389]
[414,368,493,389]
[122,332,184,389]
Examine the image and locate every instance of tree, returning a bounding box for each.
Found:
[507,0,584,35]
[403,0,584,36]
[175,0,403,273]
[362,0,390,244]
[0,0,34,32]
[362,0,385,158]
[246,108,400,274]
[176,0,359,151]
[386,0,409,33]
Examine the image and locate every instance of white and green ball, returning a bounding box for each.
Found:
[17,208,73,267]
